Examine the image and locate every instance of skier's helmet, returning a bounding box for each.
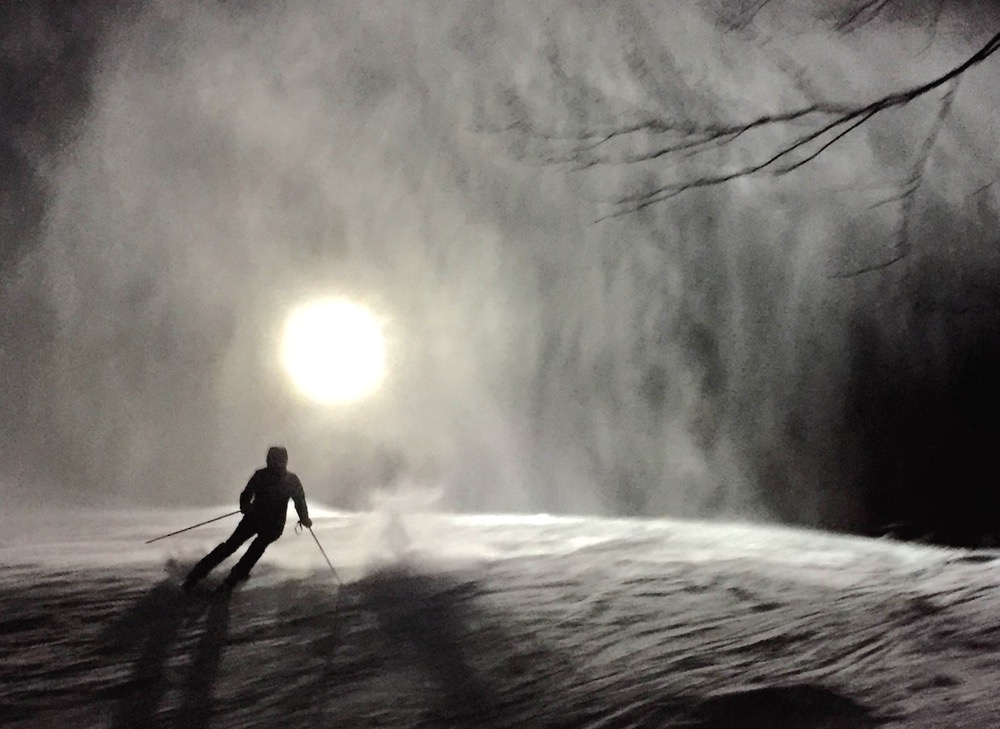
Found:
[266,446,289,469]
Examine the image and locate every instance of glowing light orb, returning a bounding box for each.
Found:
[281,298,385,405]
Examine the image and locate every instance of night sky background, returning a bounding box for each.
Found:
[1,0,998,545]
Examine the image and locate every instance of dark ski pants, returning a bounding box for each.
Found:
[186,517,279,585]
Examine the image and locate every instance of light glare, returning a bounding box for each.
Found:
[281,299,386,405]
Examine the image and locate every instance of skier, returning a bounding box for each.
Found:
[183,446,312,592]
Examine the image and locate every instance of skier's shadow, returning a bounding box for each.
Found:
[265,579,347,726]
[173,594,231,729]
[101,579,231,729]
[359,566,500,726]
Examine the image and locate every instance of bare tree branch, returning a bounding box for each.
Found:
[837,0,895,33]
[568,105,854,169]
[720,0,779,32]
[966,180,997,201]
[829,77,960,278]
[594,30,998,218]
[768,107,881,174]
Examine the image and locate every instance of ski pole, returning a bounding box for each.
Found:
[144,510,241,544]
[308,526,342,585]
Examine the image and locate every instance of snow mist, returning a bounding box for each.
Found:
[1,1,999,542]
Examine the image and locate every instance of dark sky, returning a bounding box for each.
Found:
[1,0,999,543]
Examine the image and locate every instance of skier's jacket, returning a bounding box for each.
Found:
[239,466,309,540]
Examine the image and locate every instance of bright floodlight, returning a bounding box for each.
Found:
[281,298,386,405]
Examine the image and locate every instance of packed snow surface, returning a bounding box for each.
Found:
[2,508,999,727]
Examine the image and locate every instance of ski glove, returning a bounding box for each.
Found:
[299,517,313,528]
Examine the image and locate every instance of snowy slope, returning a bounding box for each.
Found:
[3,509,999,728]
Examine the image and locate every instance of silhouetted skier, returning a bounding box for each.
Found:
[183,446,312,592]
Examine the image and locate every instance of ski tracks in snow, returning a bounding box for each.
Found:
[2,515,1000,727]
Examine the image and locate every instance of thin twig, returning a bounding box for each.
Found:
[599,31,999,216]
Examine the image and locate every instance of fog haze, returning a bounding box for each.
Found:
[2,1,998,542]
